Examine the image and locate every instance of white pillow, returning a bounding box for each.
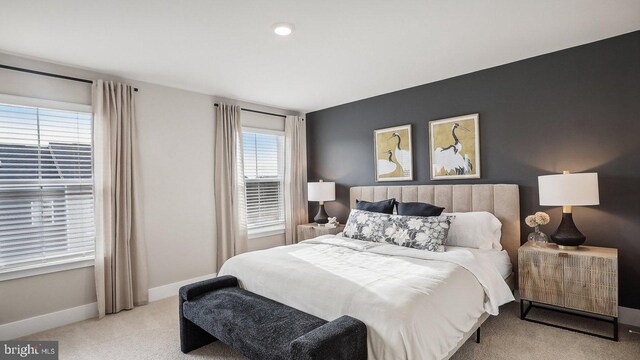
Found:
[443,212,502,250]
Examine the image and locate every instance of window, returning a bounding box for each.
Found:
[242,129,285,235]
[0,97,94,278]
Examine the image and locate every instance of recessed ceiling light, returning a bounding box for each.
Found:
[273,23,294,36]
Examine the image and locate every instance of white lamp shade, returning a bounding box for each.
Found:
[538,172,599,206]
[308,181,335,202]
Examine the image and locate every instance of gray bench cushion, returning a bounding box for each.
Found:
[179,275,367,360]
[183,287,327,359]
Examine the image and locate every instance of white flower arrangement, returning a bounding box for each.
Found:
[325,217,339,228]
[525,211,550,228]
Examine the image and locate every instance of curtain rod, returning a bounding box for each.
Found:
[0,64,139,92]
[214,103,286,118]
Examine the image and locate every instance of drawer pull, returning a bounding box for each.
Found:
[558,252,568,258]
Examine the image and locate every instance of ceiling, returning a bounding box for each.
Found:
[1,1,639,113]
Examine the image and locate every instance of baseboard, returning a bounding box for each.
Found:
[0,302,98,340]
[0,272,217,340]
[620,306,640,327]
[148,273,217,302]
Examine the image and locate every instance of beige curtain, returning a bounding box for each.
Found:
[284,115,308,244]
[214,104,248,271]
[93,80,148,318]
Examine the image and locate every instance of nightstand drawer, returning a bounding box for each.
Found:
[563,254,618,316]
[518,248,564,307]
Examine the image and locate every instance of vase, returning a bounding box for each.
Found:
[527,226,550,246]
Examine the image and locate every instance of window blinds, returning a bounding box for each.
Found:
[242,130,285,230]
[0,103,94,273]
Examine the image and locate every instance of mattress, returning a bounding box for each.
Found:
[448,246,513,279]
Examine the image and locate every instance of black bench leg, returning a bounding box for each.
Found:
[475,327,481,344]
[180,317,216,353]
[180,299,216,353]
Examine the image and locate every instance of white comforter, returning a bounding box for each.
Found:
[219,235,514,360]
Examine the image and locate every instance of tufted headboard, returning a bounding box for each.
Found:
[350,184,520,275]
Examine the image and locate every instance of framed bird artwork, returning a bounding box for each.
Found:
[374,124,413,182]
[429,114,480,180]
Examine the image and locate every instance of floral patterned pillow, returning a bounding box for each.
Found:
[342,209,454,252]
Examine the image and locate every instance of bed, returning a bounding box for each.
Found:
[219,184,520,360]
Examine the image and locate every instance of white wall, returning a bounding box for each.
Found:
[0,53,299,328]
[0,52,220,323]
[130,80,217,288]
[0,56,200,326]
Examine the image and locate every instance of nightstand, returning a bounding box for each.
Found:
[296,223,345,241]
[518,242,618,340]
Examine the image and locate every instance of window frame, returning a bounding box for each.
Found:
[0,93,95,281]
[241,126,286,239]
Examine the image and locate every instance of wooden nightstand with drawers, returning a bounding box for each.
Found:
[518,242,618,341]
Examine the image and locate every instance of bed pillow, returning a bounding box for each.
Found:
[443,211,502,250]
[343,209,454,252]
[355,198,396,214]
[396,202,445,217]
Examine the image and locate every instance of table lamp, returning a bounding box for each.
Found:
[538,171,599,249]
[307,180,335,225]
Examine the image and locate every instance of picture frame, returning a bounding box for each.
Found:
[374,124,413,182]
[429,113,480,180]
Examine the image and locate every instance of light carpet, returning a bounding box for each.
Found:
[20,297,640,359]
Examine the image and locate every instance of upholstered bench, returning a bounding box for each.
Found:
[179,275,367,360]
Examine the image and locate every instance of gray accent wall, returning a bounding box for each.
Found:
[306,31,640,309]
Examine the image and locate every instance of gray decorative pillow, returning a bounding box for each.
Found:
[342,209,454,252]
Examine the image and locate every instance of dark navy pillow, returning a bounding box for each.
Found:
[396,202,445,217]
[355,198,396,214]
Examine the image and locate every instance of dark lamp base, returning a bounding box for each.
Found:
[551,212,586,248]
[314,204,329,224]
